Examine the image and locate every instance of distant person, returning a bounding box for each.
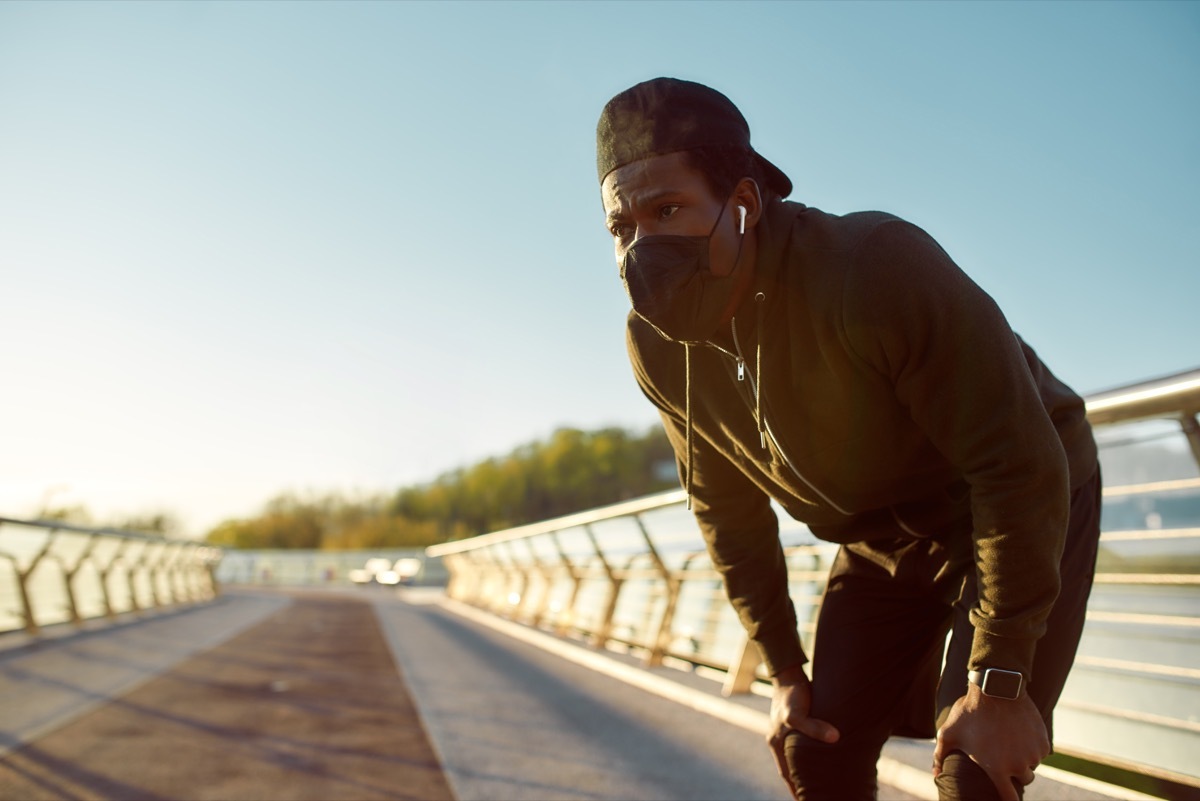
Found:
[594,78,1100,801]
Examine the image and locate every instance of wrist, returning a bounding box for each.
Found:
[772,663,809,688]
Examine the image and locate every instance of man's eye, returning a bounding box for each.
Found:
[610,223,633,239]
[658,205,680,220]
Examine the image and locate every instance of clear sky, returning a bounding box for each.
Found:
[1,1,1197,536]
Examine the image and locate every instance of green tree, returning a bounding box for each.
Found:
[206,423,676,549]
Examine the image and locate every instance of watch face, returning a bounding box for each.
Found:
[982,669,1023,699]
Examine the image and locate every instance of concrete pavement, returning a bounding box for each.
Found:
[0,589,452,801]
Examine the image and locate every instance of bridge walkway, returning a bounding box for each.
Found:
[0,588,1142,800]
[0,588,451,801]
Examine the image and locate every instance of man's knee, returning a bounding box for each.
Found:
[935,751,1023,801]
[783,730,880,801]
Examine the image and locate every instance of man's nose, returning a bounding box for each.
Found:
[621,227,645,257]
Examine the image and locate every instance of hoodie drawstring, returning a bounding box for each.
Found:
[684,343,693,510]
[755,292,766,450]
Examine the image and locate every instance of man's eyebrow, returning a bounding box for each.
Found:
[606,188,683,223]
[632,188,683,208]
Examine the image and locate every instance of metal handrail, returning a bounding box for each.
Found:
[426,490,688,557]
[0,516,223,635]
[1083,366,1200,425]
[1084,365,1200,469]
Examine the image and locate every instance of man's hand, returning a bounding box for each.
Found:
[767,664,840,799]
[933,682,1049,801]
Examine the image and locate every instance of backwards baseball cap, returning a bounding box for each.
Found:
[596,77,792,198]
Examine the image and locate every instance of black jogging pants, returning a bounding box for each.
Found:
[783,467,1102,801]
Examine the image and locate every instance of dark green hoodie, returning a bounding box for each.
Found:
[626,198,1097,681]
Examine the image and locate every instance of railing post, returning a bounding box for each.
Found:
[443,552,468,601]
[186,544,207,601]
[95,540,126,619]
[14,561,42,635]
[156,541,183,606]
[144,541,168,608]
[0,551,38,636]
[125,540,148,612]
[204,549,222,598]
[164,542,188,604]
[723,633,764,697]
[170,543,195,602]
[165,542,185,605]
[802,548,827,650]
[441,553,458,598]
[491,546,516,613]
[521,536,554,627]
[476,547,506,612]
[60,535,101,626]
[583,524,622,649]
[159,543,179,603]
[460,553,484,603]
[697,574,726,665]
[631,514,682,667]
[1182,414,1200,470]
[500,540,531,620]
[461,551,488,606]
[1,529,57,635]
[548,531,583,636]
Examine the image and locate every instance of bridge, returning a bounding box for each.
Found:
[2,368,1198,800]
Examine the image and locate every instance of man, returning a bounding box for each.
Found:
[595,77,1100,801]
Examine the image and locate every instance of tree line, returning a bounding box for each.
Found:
[204,425,677,550]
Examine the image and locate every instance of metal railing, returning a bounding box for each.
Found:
[0,517,223,636]
[428,367,1200,787]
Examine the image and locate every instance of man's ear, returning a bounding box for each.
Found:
[733,178,764,231]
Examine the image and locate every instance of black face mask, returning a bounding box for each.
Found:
[620,199,743,344]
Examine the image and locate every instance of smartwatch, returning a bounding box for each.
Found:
[968,668,1024,700]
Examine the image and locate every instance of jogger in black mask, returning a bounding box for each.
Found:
[595,77,1101,801]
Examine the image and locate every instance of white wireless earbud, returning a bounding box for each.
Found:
[737,205,747,235]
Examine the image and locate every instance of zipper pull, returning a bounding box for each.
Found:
[737,359,745,381]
